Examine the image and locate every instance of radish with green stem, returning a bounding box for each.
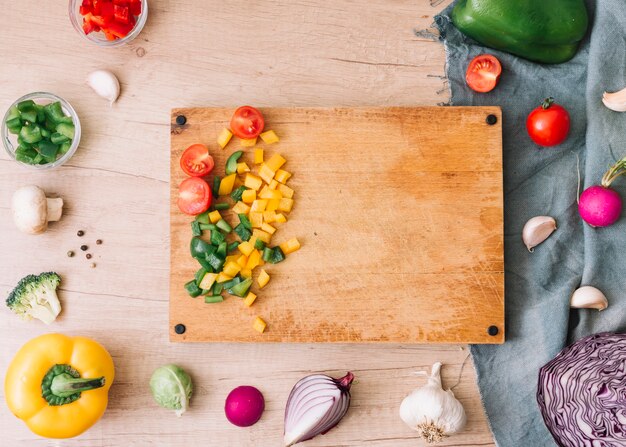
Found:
[579,157,626,227]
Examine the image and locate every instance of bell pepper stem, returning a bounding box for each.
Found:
[50,373,105,398]
[541,97,555,109]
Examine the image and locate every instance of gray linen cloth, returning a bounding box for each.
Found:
[435,1,626,446]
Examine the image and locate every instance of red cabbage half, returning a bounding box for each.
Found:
[537,332,626,447]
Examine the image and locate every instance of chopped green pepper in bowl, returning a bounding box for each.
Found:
[2,92,81,169]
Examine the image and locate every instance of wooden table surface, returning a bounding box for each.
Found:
[0,1,496,446]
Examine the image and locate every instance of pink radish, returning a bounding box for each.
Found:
[579,157,626,227]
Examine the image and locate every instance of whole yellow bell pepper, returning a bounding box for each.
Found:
[4,333,115,439]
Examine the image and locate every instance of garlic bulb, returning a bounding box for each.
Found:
[602,87,626,112]
[86,69,120,105]
[570,286,608,311]
[399,362,466,444]
[522,216,557,252]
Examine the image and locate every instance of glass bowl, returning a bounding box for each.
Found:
[2,92,81,170]
[68,0,148,48]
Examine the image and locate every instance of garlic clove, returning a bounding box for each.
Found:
[522,216,557,252]
[86,69,120,105]
[602,87,626,112]
[570,286,608,311]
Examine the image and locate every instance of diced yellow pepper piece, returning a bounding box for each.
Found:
[244,292,257,307]
[258,164,275,184]
[275,213,287,223]
[259,188,282,200]
[249,212,263,228]
[280,237,301,255]
[236,162,251,174]
[254,148,264,164]
[261,222,276,235]
[275,169,292,184]
[258,257,265,267]
[216,272,233,283]
[268,179,279,190]
[263,211,276,223]
[278,198,294,213]
[257,270,270,289]
[253,229,271,244]
[242,189,256,204]
[248,235,258,247]
[238,241,255,256]
[241,137,257,147]
[199,273,217,290]
[267,198,280,212]
[225,255,239,265]
[244,173,263,191]
[232,201,251,215]
[246,249,262,270]
[236,255,248,268]
[278,184,294,199]
[217,128,233,149]
[266,154,286,172]
[253,316,267,333]
[218,173,237,196]
[223,261,242,277]
[260,130,279,144]
[250,199,268,213]
[240,268,252,278]
[208,210,222,223]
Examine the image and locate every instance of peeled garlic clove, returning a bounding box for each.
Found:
[86,69,120,105]
[570,286,608,311]
[522,216,556,252]
[602,87,626,112]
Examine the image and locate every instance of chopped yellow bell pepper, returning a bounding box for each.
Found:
[268,179,279,190]
[244,292,257,307]
[209,210,222,223]
[263,211,276,223]
[246,249,262,270]
[250,199,268,213]
[253,316,267,333]
[218,173,237,196]
[236,162,251,174]
[259,188,282,200]
[275,169,292,184]
[242,189,256,204]
[260,130,279,144]
[223,262,241,277]
[240,268,252,278]
[278,184,294,199]
[249,212,263,228]
[266,154,286,172]
[236,255,248,268]
[244,173,263,191]
[278,198,294,213]
[261,222,276,235]
[238,241,255,257]
[257,269,270,288]
[248,235,258,247]
[280,237,301,255]
[199,272,218,290]
[258,164,275,184]
[225,255,239,265]
[232,201,251,214]
[253,229,271,244]
[241,137,257,147]
[216,272,233,283]
[217,128,233,149]
[275,213,287,223]
[254,148,264,164]
[267,198,280,212]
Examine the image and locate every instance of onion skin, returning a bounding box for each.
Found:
[579,186,622,227]
[537,332,626,447]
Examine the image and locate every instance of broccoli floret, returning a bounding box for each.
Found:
[6,272,62,325]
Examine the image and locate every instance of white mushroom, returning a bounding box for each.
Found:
[12,185,64,234]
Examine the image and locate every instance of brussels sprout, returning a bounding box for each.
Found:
[149,364,193,416]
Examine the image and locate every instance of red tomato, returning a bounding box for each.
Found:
[465,54,501,93]
[178,177,212,215]
[230,106,265,139]
[526,98,570,147]
[180,144,215,177]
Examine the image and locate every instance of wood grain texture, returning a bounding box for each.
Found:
[0,0,499,445]
[170,107,504,343]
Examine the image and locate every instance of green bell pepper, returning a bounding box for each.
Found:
[451,0,588,64]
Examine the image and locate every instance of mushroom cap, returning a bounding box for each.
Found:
[12,185,49,234]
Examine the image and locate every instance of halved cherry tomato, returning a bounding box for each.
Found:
[180,144,215,177]
[178,177,212,215]
[526,97,570,147]
[230,106,265,139]
[465,54,502,93]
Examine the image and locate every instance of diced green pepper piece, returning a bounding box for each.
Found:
[191,221,202,237]
[204,295,224,303]
[220,277,242,288]
[271,246,286,264]
[200,223,217,231]
[262,247,274,263]
[19,125,42,144]
[44,101,66,123]
[206,252,225,271]
[195,267,208,284]
[44,119,57,132]
[37,140,59,162]
[17,100,35,112]
[212,176,221,197]
[216,219,232,233]
[35,105,46,123]
[59,141,71,155]
[213,283,224,294]
[227,241,240,252]
[14,146,37,164]
[190,237,214,258]
[254,239,266,250]
[33,154,44,164]
[17,134,32,148]
[233,224,252,241]
[6,117,21,130]
[50,132,69,144]
[238,214,252,230]
[196,256,213,272]
[228,278,253,297]
[210,229,225,245]
[56,122,75,140]
[40,127,51,139]
[213,202,230,210]
[225,150,243,175]
[20,108,38,124]
[195,210,210,224]
[216,242,228,258]
[6,105,20,121]
[230,185,247,202]
[184,280,202,298]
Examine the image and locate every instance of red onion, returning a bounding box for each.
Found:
[224,386,265,427]
[284,372,354,446]
[537,332,626,447]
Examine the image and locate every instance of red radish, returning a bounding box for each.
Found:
[224,386,265,427]
[579,157,626,227]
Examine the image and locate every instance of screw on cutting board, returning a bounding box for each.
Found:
[174,324,186,334]
[486,114,498,125]
[487,325,499,336]
[175,115,187,125]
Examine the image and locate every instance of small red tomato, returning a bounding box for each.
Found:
[526,98,570,147]
[230,106,265,139]
[465,54,501,93]
[180,144,215,177]
[177,177,212,215]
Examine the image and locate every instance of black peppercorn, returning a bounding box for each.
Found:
[86,253,92,259]
[96,239,102,245]
[77,230,84,237]
[80,245,88,251]
[67,251,74,257]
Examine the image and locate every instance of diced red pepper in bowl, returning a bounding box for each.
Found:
[78,0,142,40]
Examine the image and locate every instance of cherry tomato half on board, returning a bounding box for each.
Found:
[180,144,215,177]
[230,106,265,139]
[177,177,212,215]
[526,97,570,147]
[465,54,502,93]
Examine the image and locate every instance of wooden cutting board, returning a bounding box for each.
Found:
[170,107,504,343]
